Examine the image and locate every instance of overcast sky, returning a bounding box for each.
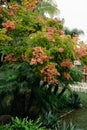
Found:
[55,0,87,42]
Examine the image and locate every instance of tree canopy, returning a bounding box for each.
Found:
[0,0,87,117]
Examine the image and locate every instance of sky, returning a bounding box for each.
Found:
[55,0,87,43]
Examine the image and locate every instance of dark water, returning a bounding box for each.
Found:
[61,108,87,130]
[61,92,87,130]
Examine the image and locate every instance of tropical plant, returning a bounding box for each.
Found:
[40,112,81,130]
[59,121,81,130]
[64,27,84,38]
[57,93,70,110]
[40,111,60,129]
[36,0,59,17]
[0,62,57,117]
[0,116,82,130]
[0,117,46,130]
[69,91,81,109]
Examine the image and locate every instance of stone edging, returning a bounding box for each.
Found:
[59,109,74,119]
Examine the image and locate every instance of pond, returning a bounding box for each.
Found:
[61,92,87,130]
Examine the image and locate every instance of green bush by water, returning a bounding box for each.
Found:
[0,116,82,130]
[40,111,81,130]
[0,117,46,130]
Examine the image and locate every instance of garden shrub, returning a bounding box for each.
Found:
[40,111,60,130]
[69,91,81,109]
[0,117,46,130]
[69,67,83,82]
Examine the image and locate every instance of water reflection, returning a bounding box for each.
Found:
[61,103,87,130]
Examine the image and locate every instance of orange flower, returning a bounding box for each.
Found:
[24,0,39,10]
[25,4,35,10]
[53,17,61,24]
[0,14,3,18]
[9,4,19,11]
[63,72,72,81]
[58,47,64,53]
[40,63,60,83]
[57,29,64,35]
[2,20,15,31]
[46,26,57,33]
[75,45,87,59]
[0,7,4,17]
[30,47,52,65]
[4,53,17,63]
[46,32,55,42]
[61,59,73,69]
[38,15,44,22]
[30,58,37,65]
[46,26,57,42]
[9,10,14,16]
[9,4,19,16]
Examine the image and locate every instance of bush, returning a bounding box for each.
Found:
[0,115,82,130]
[69,91,81,109]
[57,93,70,110]
[69,67,83,82]
[41,111,60,129]
[40,112,81,130]
[59,121,81,130]
[0,117,46,130]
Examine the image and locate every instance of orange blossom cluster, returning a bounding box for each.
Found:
[58,47,64,53]
[75,45,87,59]
[2,20,15,31]
[25,0,39,10]
[8,4,19,16]
[61,59,73,69]
[4,53,17,63]
[30,46,52,65]
[40,63,60,83]
[46,26,57,42]
[0,7,4,18]
[63,72,72,81]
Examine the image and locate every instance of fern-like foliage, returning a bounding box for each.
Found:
[0,62,56,117]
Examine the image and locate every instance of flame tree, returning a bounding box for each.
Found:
[0,0,86,118]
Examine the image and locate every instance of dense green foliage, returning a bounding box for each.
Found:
[0,0,87,125]
[0,117,46,130]
[69,92,81,109]
[0,116,81,130]
[64,27,84,37]
[36,0,59,17]
[69,67,83,82]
